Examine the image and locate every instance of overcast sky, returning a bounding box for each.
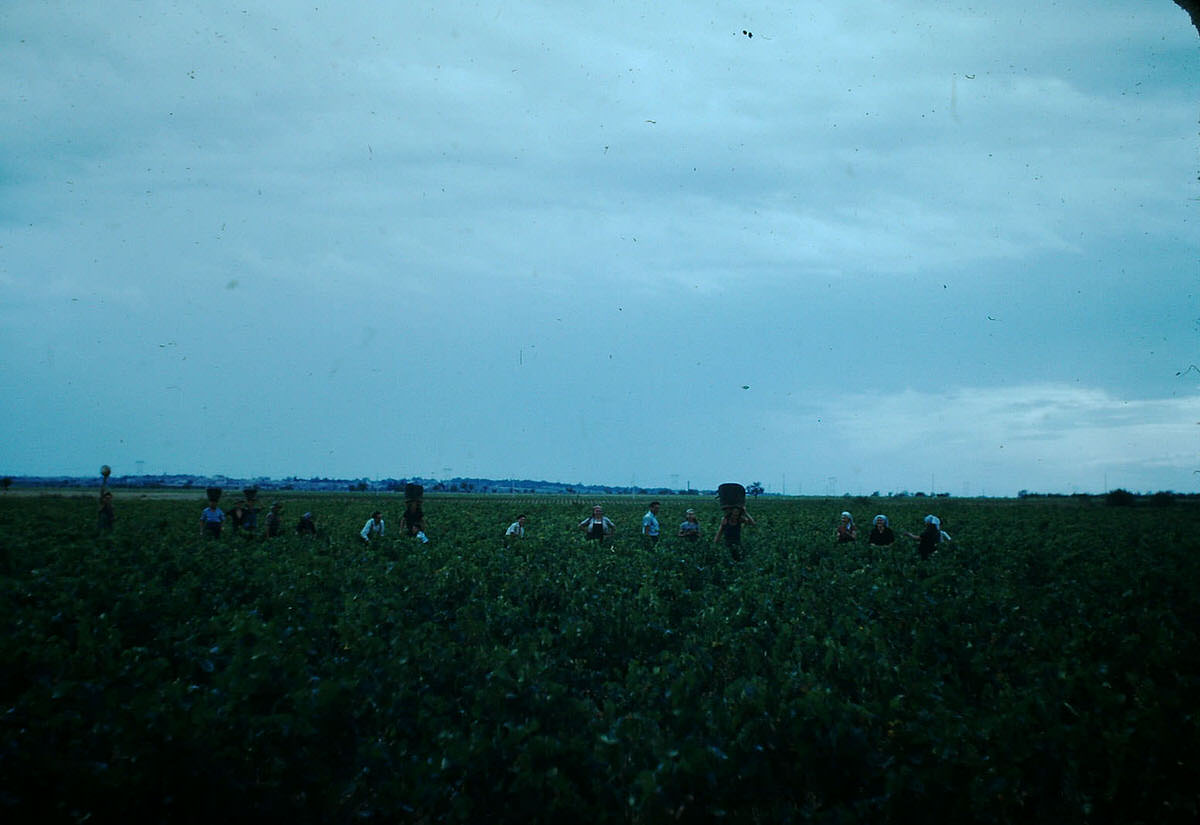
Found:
[2,0,1197,496]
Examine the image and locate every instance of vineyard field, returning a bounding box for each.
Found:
[1,492,1197,823]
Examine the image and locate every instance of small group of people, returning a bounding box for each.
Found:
[201,495,316,539]
[228,498,261,534]
[201,487,262,538]
[635,502,714,545]
[569,502,757,559]
[95,462,951,563]
[358,499,429,545]
[578,502,689,546]
[836,511,951,558]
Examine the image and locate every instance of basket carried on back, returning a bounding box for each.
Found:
[718,483,746,509]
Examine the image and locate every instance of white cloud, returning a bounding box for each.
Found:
[761,383,1200,494]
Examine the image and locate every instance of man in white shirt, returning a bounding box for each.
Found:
[360,510,385,543]
[505,514,527,546]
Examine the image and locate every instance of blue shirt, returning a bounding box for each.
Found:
[642,511,660,537]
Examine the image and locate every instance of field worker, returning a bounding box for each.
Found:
[240,499,259,534]
[97,490,115,533]
[642,501,661,546]
[229,500,247,534]
[297,512,317,536]
[836,511,858,543]
[904,515,943,560]
[715,506,755,560]
[403,499,430,543]
[361,510,385,543]
[200,500,225,539]
[579,505,615,542]
[265,502,284,538]
[867,514,895,546]
[505,514,527,546]
[678,509,701,542]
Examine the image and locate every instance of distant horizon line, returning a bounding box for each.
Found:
[0,473,1188,499]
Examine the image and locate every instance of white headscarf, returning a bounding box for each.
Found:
[924,514,940,528]
[873,515,888,527]
[840,511,854,527]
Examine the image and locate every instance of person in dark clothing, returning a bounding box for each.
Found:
[403,500,430,543]
[905,515,944,560]
[241,488,259,534]
[97,465,114,532]
[240,501,258,535]
[715,506,756,560]
[229,500,246,534]
[867,514,895,546]
[296,512,317,536]
[265,502,284,538]
[97,491,115,532]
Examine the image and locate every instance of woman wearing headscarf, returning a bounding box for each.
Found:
[678,509,702,542]
[836,511,858,543]
[867,514,895,546]
[904,515,944,560]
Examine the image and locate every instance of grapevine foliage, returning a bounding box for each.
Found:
[1,494,1197,823]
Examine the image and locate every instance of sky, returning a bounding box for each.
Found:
[2,0,1197,496]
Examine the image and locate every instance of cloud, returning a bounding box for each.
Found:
[762,383,1200,494]
[0,1,1194,493]
[3,0,1191,301]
